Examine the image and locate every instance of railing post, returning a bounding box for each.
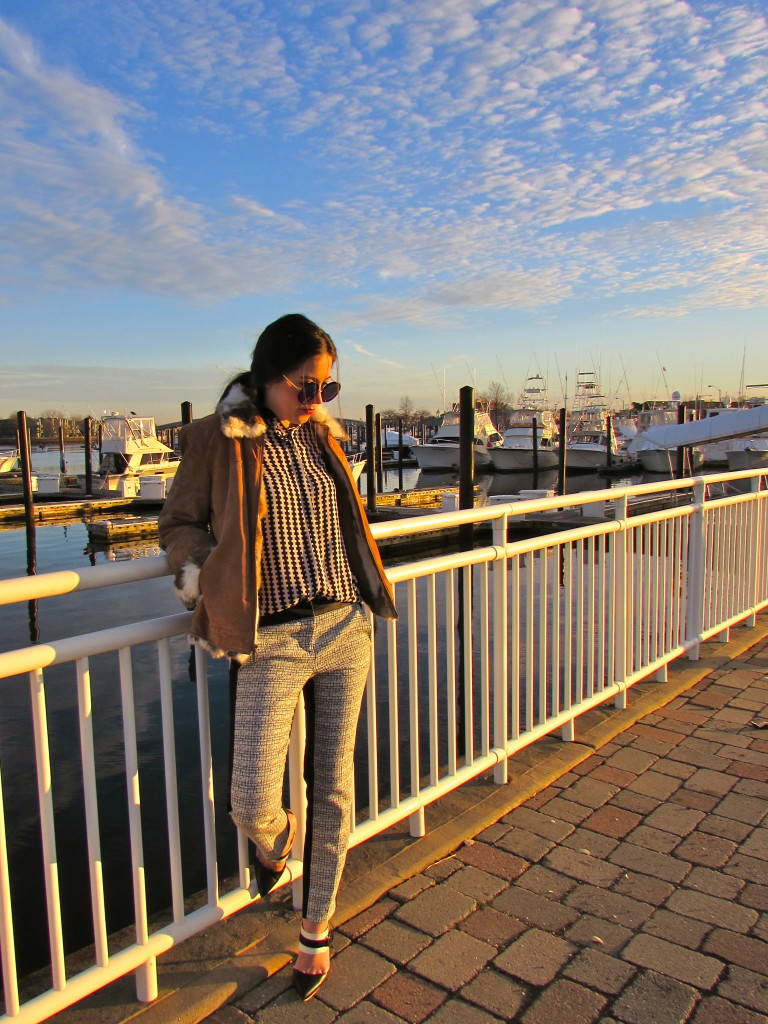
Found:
[613,495,630,702]
[492,514,508,783]
[685,479,707,660]
[747,474,762,627]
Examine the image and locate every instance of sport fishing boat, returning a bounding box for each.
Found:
[93,414,181,493]
[413,404,503,471]
[0,448,19,475]
[490,408,559,472]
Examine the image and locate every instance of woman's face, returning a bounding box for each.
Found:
[264,353,335,427]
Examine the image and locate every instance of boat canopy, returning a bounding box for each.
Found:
[627,405,768,452]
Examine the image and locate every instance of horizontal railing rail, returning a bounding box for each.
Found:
[0,468,766,1022]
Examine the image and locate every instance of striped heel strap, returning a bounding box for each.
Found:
[298,927,330,956]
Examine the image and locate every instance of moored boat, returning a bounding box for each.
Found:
[490,408,559,472]
[413,405,502,471]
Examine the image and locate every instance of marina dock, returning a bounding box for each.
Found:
[48,614,768,1024]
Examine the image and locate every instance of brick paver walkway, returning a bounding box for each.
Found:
[208,638,768,1024]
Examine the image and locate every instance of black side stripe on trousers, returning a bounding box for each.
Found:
[301,677,317,919]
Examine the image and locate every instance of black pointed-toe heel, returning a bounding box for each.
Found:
[252,810,296,899]
[293,926,331,1002]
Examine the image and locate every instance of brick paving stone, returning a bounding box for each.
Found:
[714,793,768,826]
[496,826,555,862]
[665,889,759,933]
[666,745,731,772]
[670,789,720,813]
[561,828,620,859]
[389,875,435,903]
[543,796,595,825]
[459,906,527,948]
[503,806,576,842]
[340,899,399,939]
[735,778,768,800]
[740,827,768,861]
[717,965,768,1015]
[563,948,637,995]
[589,765,638,788]
[624,824,680,854]
[690,994,768,1024]
[561,778,620,809]
[424,857,462,881]
[335,1003,404,1024]
[370,972,446,1024]
[236,968,294,1014]
[454,841,528,880]
[494,927,575,986]
[409,930,496,991]
[522,978,607,1024]
[650,757,698,780]
[525,790,556,809]
[714,669,763,690]
[694,728,752,749]
[443,865,510,903]
[725,854,768,886]
[698,813,753,842]
[610,790,662,815]
[625,770,682,801]
[582,805,642,839]
[492,886,580,933]
[727,762,768,783]
[751,915,768,943]
[421,997,504,1024]
[393,884,477,937]
[613,872,676,906]
[565,884,655,929]
[318,944,398,1012]
[603,748,659,774]
[740,883,768,912]
[459,969,528,1020]
[684,865,744,900]
[476,822,511,844]
[674,832,737,868]
[688,686,733,709]
[609,840,691,883]
[573,756,604,776]
[516,864,579,899]
[358,920,432,966]
[621,933,724,988]
[258,989,338,1024]
[544,847,624,888]
[704,928,768,975]
[564,914,634,955]
[630,734,679,758]
[641,907,712,949]
[552,771,580,788]
[610,969,699,1024]
[632,722,687,747]
[643,803,706,836]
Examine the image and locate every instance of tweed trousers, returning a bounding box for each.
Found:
[230,603,371,922]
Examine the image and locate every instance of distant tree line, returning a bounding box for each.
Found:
[0,409,86,443]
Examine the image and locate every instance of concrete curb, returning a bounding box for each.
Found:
[53,618,768,1024]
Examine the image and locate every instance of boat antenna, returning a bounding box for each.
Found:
[655,352,671,401]
[431,364,446,410]
[496,356,509,393]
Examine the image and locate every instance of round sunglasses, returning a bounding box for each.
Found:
[282,375,341,404]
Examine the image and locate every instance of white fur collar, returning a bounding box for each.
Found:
[216,379,347,440]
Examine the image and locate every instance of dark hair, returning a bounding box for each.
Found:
[250,314,337,402]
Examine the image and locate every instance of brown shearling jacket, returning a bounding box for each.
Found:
[158,380,397,661]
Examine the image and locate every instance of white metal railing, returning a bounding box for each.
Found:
[0,469,766,1021]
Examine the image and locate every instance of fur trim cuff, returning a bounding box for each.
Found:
[188,633,251,663]
[175,561,202,608]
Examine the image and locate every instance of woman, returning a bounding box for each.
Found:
[158,314,397,1001]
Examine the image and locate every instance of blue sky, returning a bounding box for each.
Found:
[1,0,767,424]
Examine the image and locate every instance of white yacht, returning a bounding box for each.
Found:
[413,405,503,471]
[490,408,559,472]
[566,428,635,472]
[94,415,181,492]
